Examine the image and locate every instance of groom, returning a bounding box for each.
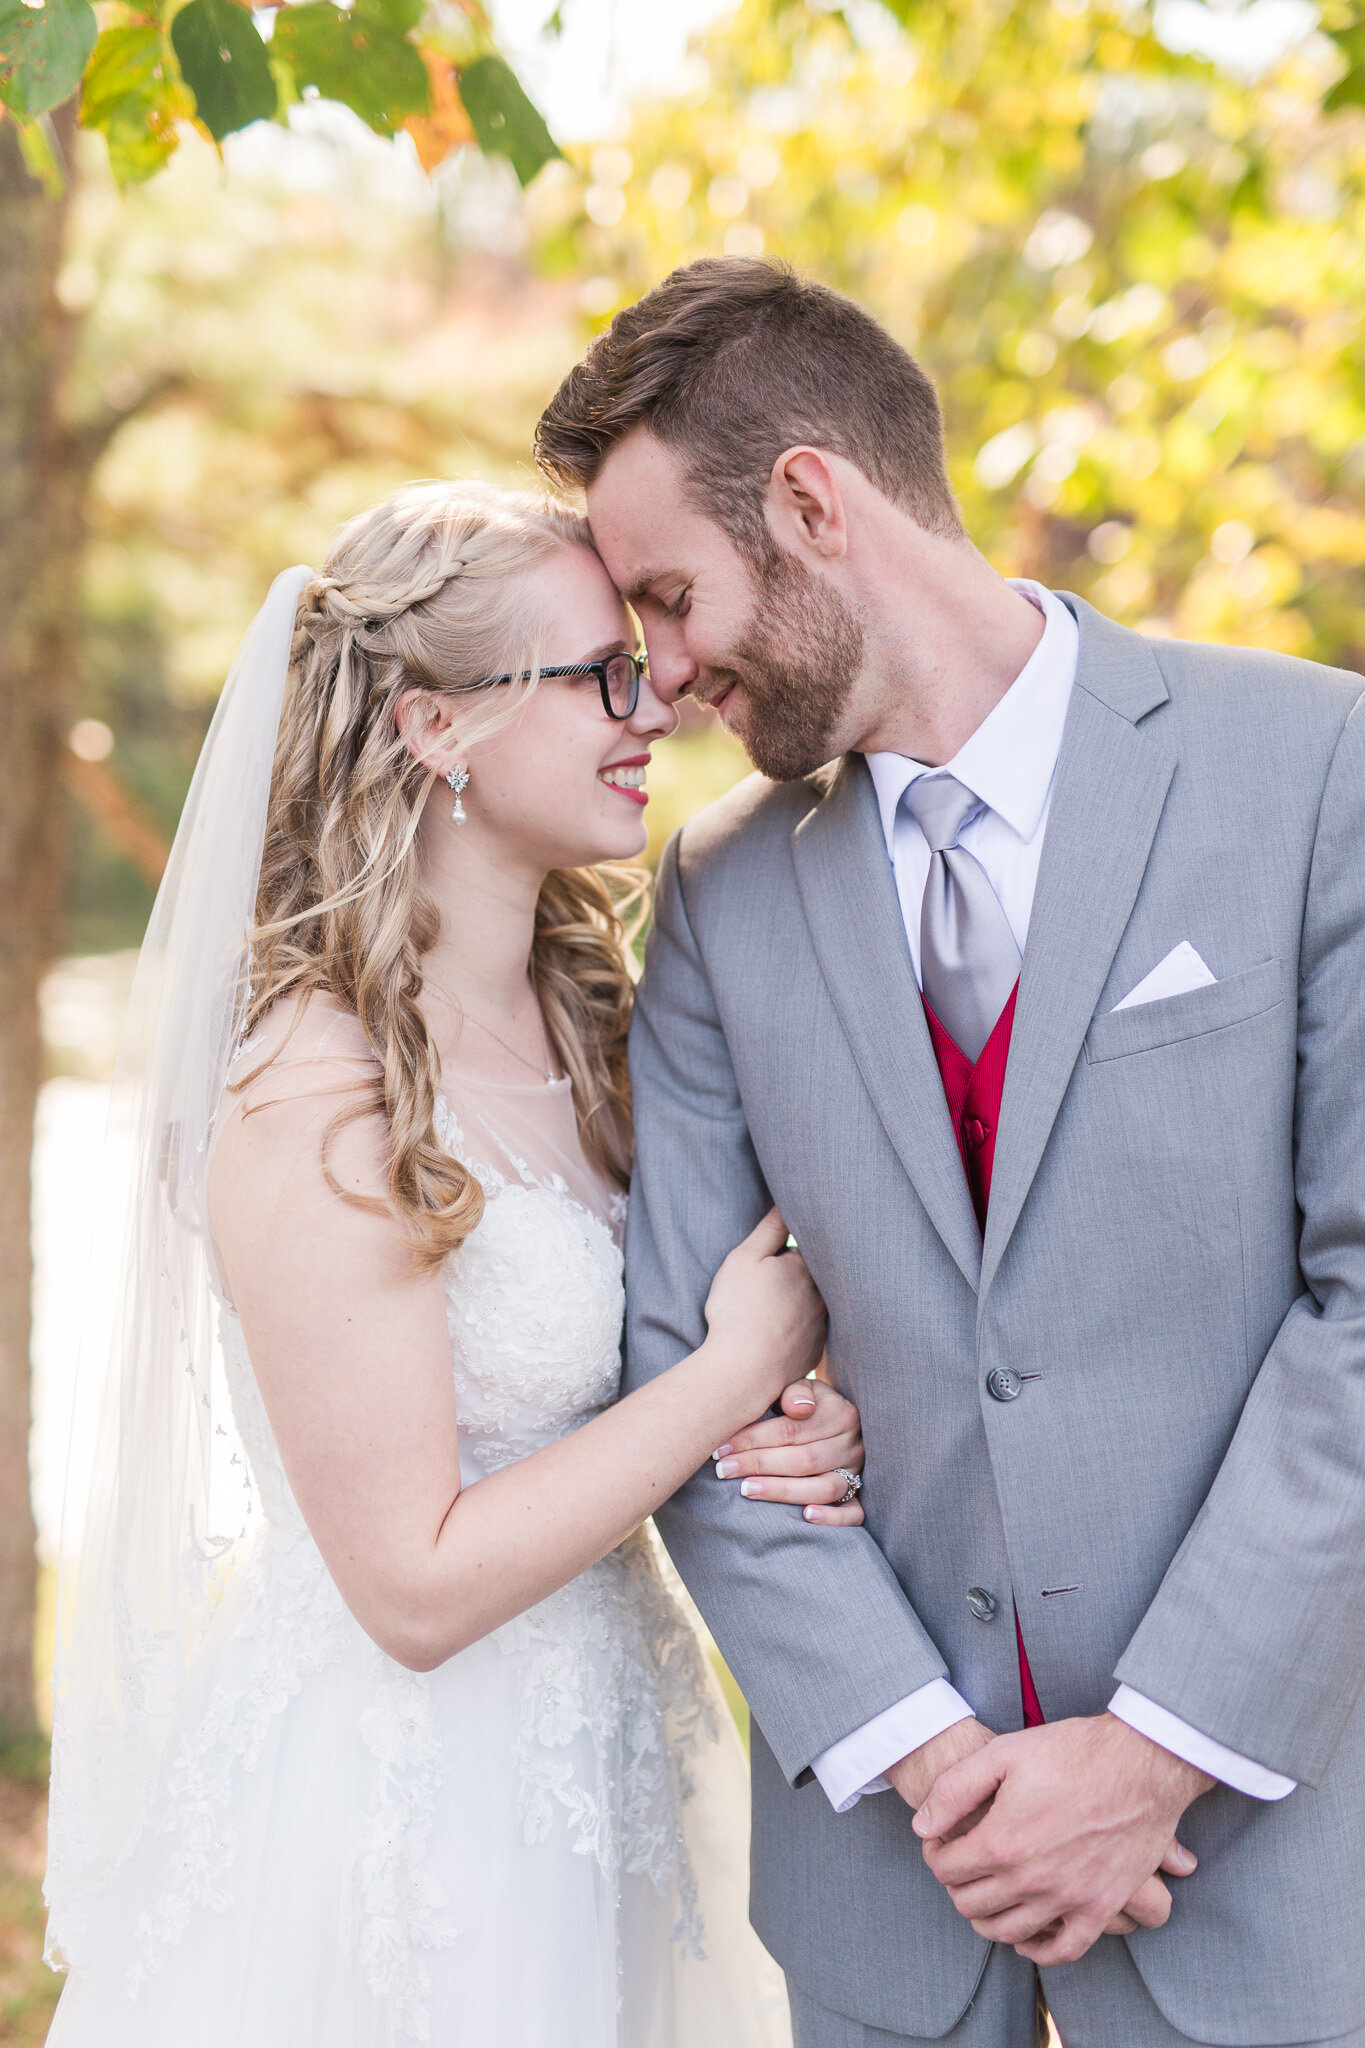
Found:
[536,259,1365,2047]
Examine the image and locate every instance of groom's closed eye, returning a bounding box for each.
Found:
[622,572,689,617]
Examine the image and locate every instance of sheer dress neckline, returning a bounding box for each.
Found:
[439,1067,574,1095]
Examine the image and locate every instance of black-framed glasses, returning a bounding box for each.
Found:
[454,652,644,721]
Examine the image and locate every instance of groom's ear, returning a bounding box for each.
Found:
[767,446,848,564]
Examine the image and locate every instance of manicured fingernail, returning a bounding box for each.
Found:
[912,1808,933,1836]
[789,1396,815,1413]
[804,1506,824,1522]
[713,1444,733,1458]
[740,1479,764,1497]
[715,1458,738,1479]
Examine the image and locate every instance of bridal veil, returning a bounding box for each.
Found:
[44,568,312,1966]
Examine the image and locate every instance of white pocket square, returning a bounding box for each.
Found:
[1112,941,1218,1012]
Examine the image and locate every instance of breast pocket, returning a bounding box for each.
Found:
[1084,957,1290,1065]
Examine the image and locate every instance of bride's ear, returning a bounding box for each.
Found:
[396,687,461,773]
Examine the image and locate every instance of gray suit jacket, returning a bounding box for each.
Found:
[623,596,1365,2044]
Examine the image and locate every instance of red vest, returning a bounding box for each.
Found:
[922,986,1045,1729]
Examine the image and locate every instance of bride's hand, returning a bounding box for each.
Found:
[712,1375,866,1526]
[702,1208,827,1417]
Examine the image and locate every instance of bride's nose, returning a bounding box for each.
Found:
[626,672,679,741]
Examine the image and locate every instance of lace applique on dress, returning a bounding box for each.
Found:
[493,1529,717,1957]
[355,1649,457,2043]
[124,1314,461,2022]
[437,1089,713,1951]
[126,1528,353,1998]
[435,1091,624,1477]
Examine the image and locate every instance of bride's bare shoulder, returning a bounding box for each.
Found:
[231,989,380,1102]
[211,990,387,1208]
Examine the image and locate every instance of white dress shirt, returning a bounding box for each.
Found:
[810,580,1295,1814]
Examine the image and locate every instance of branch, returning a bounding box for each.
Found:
[64,754,170,888]
[60,370,196,476]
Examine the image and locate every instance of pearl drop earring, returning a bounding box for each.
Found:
[445,764,469,823]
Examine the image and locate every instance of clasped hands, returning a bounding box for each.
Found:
[890,1713,1213,1967]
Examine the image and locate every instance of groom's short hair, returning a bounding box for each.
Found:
[535,257,964,558]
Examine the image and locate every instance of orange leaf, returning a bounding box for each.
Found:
[403,46,473,172]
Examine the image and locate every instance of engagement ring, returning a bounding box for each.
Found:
[833,1469,862,1505]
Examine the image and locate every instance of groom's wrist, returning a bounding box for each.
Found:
[888,1716,995,1812]
[1103,1710,1215,1813]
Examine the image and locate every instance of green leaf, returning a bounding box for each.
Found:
[170,0,276,141]
[354,0,423,37]
[17,111,63,189]
[0,0,96,119]
[271,2,429,136]
[1323,21,1365,110]
[80,23,191,184]
[456,51,559,186]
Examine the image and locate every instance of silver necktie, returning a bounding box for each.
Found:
[902,772,1021,1063]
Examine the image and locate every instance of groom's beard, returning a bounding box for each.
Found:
[710,549,864,783]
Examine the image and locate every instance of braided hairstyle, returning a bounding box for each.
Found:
[241,479,642,1270]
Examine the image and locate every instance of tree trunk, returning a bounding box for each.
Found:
[0,105,81,1744]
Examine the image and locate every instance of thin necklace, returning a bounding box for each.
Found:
[422,978,558,1082]
[470,1011,556,1081]
[465,1010,557,1083]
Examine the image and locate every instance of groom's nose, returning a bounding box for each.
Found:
[639,616,699,704]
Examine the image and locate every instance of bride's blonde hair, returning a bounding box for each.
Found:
[242,479,642,1270]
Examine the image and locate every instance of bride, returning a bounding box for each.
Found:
[42,480,869,2047]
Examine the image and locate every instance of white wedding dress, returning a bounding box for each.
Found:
[47,1069,790,2048]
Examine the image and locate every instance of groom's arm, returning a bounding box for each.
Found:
[626,832,951,1786]
[1111,683,1365,1783]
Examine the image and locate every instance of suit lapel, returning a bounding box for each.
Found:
[979,599,1176,1299]
[792,754,983,1291]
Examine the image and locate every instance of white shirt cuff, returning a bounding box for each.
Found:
[812,1679,974,1813]
[1109,1685,1296,1801]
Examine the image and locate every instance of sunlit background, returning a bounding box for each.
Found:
[7,0,1364,2030]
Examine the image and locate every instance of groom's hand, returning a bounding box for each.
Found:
[912,1713,1211,1966]
[887,1716,996,1815]
[886,1717,1183,1933]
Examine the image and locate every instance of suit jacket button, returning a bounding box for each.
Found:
[987,1367,1022,1402]
[967,1587,999,1622]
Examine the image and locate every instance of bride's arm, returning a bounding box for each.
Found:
[209,1061,825,1674]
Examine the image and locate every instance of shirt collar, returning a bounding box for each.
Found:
[864,580,1079,858]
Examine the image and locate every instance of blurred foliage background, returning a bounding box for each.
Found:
[52,0,1365,958]
[569,0,1365,663]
